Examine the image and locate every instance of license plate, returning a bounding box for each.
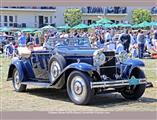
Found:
[129,77,139,85]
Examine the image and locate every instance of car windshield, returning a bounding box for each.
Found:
[46,37,91,48]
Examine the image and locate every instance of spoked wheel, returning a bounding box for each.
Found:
[120,70,146,100]
[12,68,26,92]
[67,71,93,105]
[49,55,66,83]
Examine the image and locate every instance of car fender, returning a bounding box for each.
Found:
[51,62,98,88]
[118,59,145,79]
[65,62,96,72]
[123,58,145,67]
[7,58,25,81]
[7,58,35,81]
[128,66,145,78]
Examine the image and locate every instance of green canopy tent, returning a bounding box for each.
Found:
[132,24,140,28]
[72,23,89,29]
[96,18,112,24]
[0,28,10,32]
[103,24,112,28]
[109,23,118,28]
[138,21,152,27]
[116,23,131,27]
[89,23,103,28]
[150,22,157,26]
[57,25,71,30]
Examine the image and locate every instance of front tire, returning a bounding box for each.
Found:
[120,69,146,100]
[12,68,27,92]
[67,71,93,105]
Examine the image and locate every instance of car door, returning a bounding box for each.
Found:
[30,50,52,80]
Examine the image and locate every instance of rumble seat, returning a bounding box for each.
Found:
[17,46,44,58]
[17,47,32,58]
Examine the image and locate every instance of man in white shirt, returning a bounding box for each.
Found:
[104,30,112,42]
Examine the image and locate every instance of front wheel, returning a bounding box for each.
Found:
[120,69,146,100]
[12,68,27,92]
[67,71,93,105]
[121,84,146,100]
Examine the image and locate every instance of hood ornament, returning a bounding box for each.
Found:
[77,59,80,63]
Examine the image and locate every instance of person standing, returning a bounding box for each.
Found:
[26,33,33,44]
[104,30,112,42]
[137,29,146,59]
[145,32,151,50]
[18,32,26,47]
[34,34,40,47]
[119,29,131,53]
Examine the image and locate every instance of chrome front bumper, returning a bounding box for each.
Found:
[90,79,147,89]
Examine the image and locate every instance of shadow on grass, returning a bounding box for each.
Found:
[25,88,157,108]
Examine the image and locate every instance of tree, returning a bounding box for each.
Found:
[64,8,82,27]
[132,9,152,24]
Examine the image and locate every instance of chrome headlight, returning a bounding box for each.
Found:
[93,50,106,66]
[118,50,128,63]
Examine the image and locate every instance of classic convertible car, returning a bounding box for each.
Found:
[7,37,149,105]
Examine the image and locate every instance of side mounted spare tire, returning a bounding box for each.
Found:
[49,54,66,84]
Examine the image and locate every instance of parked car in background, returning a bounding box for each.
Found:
[7,37,150,105]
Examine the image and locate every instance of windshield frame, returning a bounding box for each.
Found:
[45,37,91,49]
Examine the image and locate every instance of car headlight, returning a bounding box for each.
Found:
[118,50,128,63]
[93,50,106,66]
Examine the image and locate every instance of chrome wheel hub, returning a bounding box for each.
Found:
[70,76,87,102]
[74,81,83,95]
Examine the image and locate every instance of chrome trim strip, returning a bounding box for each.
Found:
[91,79,147,88]
[31,53,52,55]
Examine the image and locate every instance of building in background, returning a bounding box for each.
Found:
[0,6,156,28]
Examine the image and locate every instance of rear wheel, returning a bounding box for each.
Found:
[67,71,93,105]
[12,68,27,92]
[120,69,146,100]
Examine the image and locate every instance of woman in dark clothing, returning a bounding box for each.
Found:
[26,33,33,44]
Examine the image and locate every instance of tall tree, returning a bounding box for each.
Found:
[64,8,82,27]
[132,9,152,24]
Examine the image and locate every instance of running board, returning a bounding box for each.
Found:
[21,81,51,87]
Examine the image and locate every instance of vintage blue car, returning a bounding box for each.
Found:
[7,37,149,105]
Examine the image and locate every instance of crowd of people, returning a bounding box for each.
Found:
[2,27,157,59]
